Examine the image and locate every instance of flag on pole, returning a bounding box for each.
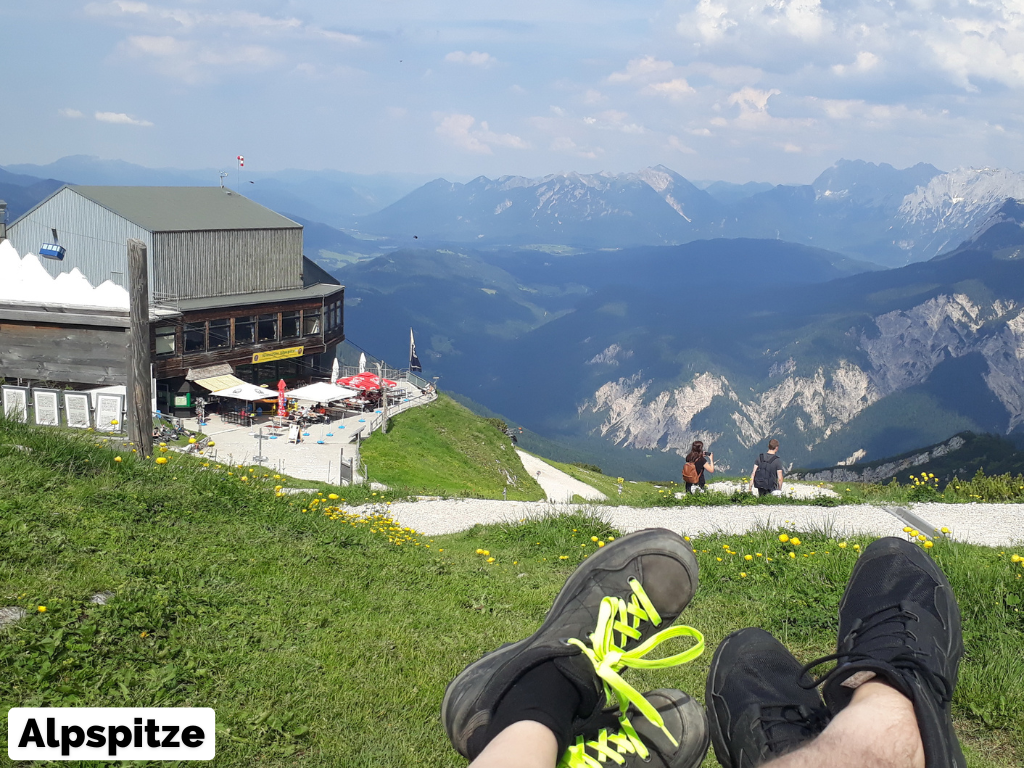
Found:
[237,155,244,167]
[409,327,422,372]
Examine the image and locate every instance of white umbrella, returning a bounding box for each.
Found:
[358,353,366,373]
[331,357,340,382]
[209,382,278,401]
[285,382,361,403]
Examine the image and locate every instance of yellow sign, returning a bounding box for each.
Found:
[252,346,304,364]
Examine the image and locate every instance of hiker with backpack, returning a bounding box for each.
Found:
[749,438,784,496]
[682,440,715,493]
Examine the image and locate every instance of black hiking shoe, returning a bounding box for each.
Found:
[441,528,699,759]
[561,689,709,768]
[706,628,830,768]
[805,536,965,768]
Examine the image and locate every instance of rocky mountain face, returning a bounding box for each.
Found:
[578,290,1024,471]
[895,168,1024,260]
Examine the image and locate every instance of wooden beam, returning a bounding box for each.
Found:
[127,239,153,457]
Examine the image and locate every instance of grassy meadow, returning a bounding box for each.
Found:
[360,394,545,500]
[0,420,1022,767]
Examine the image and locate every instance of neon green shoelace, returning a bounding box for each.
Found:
[565,579,704,748]
[559,715,649,767]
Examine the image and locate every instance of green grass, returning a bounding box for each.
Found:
[360,393,545,500]
[1,420,1023,767]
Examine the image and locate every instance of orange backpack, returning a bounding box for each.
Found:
[682,461,700,484]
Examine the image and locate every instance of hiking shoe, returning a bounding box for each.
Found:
[560,689,709,768]
[706,628,830,768]
[442,528,701,759]
[806,536,965,768]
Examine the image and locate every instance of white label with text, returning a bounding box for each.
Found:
[8,708,215,761]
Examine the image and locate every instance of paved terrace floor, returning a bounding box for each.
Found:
[178,384,433,485]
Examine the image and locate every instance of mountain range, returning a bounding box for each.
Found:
[338,200,1024,478]
[358,160,1024,266]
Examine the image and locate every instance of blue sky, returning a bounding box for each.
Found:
[3,0,1024,183]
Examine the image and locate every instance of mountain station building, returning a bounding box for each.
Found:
[1,186,344,414]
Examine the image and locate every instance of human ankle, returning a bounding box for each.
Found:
[831,681,925,768]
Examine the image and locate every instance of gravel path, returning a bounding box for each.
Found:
[516,450,606,502]
[385,499,1024,548]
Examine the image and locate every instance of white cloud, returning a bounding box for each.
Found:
[641,78,695,98]
[783,143,802,153]
[668,135,696,154]
[59,108,84,119]
[728,87,780,115]
[608,56,673,83]
[444,51,498,68]
[550,136,599,159]
[122,35,283,82]
[684,0,827,44]
[584,110,645,134]
[95,111,153,126]
[434,113,529,154]
[832,51,879,75]
[581,89,606,105]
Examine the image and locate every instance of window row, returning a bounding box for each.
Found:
[155,307,329,356]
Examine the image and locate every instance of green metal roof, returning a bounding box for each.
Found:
[71,186,302,232]
[173,282,343,312]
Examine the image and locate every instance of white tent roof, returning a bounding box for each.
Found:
[209,382,278,401]
[285,381,360,403]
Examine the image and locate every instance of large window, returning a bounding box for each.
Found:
[155,326,176,356]
[281,310,300,340]
[235,316,256,346]
[257,313,278,343]
[208,319,231,350]
[184,322,206,353]
[303,308,321,336]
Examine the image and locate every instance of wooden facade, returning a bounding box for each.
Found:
[0,306,130,386]
[152,289,344,379]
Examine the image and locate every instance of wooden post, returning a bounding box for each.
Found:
[127,238,153,458]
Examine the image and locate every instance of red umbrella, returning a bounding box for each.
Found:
[338,372,397,391]
[277,379,287,415]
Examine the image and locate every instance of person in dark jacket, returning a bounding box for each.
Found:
[748,438,784,496]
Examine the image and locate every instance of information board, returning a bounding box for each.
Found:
[1,386,29,423]
[32,389,61,426]
[63,392,92,429]
[95,393,124,432]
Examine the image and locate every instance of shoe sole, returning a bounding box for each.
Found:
[441,527,698,753]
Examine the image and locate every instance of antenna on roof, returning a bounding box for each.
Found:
[219,172,229,189]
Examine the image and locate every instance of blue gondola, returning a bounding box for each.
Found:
[39,243,66,260]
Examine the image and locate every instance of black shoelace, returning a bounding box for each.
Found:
[758,704,831,755]
[798,606,955,705]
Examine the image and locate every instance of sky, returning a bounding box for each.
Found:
[3,0,1024,184]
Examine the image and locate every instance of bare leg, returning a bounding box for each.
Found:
[766,682,925,768]
[468,721,559,768]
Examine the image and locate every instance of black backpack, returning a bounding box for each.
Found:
[753,453,779,491]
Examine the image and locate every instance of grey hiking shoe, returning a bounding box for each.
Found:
[441,528,700,759]
[806,537,965,768]
[561,689,709,768]
[706,628,830,768]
